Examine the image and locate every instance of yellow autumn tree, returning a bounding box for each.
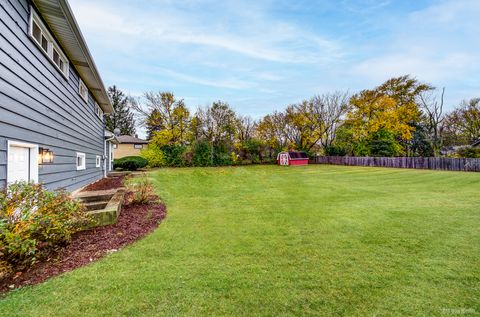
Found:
[347,75,432,142]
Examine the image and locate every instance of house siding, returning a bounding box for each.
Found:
[113,144,147,159]
[0,0,106,191]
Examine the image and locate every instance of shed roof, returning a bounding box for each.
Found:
[288,151,308,159]
[32,0,113,113]
[117,135,149,144]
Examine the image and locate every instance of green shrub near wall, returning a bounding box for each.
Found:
[0,182,90,268]
[113,156,148,171]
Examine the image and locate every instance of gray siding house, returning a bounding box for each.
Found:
[0,0,115,191]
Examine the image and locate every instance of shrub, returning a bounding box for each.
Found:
[192,141,212,167]
[212,143,232,166]
[125,177,156,205]
[0,182,90,267]
[230,152,240,165]
[140,144,165,167]
[367,129,403,157]
[325,145,348,156]
[457,147,480,158]
[162,145,187,167]
[113,156,148,171]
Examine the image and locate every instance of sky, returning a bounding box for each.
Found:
[69,0,480,136]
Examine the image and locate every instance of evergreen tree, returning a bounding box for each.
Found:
[105,86,136,135]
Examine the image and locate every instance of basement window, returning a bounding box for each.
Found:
[29,8,69,79]
[96,155,101,168]
[76,152,86,170]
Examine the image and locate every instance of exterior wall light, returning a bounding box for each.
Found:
[39,147,54,164]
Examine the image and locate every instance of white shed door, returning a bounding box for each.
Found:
[279,153,289,165]
[8,146,31,183]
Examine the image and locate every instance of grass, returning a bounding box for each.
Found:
[1,165,479,316]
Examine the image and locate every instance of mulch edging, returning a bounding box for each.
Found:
[0,193,166,295]
[81,175,126,192]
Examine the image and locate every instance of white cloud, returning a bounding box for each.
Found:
[70,0,342,64]
[352,0,480,104]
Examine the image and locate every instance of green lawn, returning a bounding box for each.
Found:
[1,165,479,316]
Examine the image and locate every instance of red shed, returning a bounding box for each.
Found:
[277,151,309,166]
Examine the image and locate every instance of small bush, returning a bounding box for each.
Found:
[140,145,165,167]
[457,147,480,158]
[125,177,156,205]
[325,145,348,156]
[0,182,91,267]
[113,156,148,171]
[192,141,212,167]
[162,145,187,167]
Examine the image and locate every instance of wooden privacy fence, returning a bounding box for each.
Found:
[312,156,480,172]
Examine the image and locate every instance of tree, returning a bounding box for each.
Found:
[443,98,480,145]
[194,101,238,165]
[105,86,136,135]
[256,111,288,156]
[409,122,434,157]
[347,76,432,153]
[236,116,258,160]
[367,129,403,157]
[195,101,237,145]
[419,87,445,155]
[309,92,350,150]
[132,92,191,143]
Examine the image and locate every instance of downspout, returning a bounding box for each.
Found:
[104,128,120,177]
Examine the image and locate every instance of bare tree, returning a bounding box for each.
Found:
[419,88,445,155]
[309,91,350,150]
[194,101,237,145]
[130,92,190,142]
[236,115,256,144]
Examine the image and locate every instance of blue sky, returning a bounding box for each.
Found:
[69,0,479,124]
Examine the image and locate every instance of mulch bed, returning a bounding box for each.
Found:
[0,193,166,295]
[81,175,126,191]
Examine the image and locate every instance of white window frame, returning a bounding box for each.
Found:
[134,144,143,149]
[7,141,39,184]
[79,79,88,102]
[76,152,86,170]
[95,155,101,168]
[95,102,104,121]
[28,8,69,79]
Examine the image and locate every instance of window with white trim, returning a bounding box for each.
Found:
[95,155,101,168]
[95,102,104,121]
[79,79,88,102]
[29,9,69,78]
[134,144,143,149]
[76,152,86,170]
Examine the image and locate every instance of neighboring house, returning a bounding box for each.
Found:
[0,0,115,191]
[113,135,149,159]
[472,140,480,148]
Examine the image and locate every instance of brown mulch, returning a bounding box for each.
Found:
[0,194,166,295]
[81,175,126,192]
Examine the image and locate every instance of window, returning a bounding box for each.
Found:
[95,102,103,121]
[29,9,69,78]
[95,155,101,168]
[76,152,86,170]
[134,144,143,149]
[79,79,88,102]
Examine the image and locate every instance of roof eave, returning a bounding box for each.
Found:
[32,0,114,114]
